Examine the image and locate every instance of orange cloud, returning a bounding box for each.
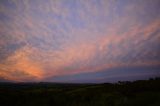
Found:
[0,46,44,82]
[0,0,160,82]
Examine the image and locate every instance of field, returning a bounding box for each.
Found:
[0,78,160,106]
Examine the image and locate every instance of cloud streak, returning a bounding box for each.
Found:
[0,0,160,82]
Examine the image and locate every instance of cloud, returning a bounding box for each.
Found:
[0,45,44,81]
[0,0,160,82]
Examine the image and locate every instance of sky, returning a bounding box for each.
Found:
[0,0,160,83]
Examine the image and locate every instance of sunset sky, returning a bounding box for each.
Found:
[0,0,160,83]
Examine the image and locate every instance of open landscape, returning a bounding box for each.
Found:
[0,0,160,106]
[0,78,160,106]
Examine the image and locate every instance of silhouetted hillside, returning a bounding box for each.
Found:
[0,78,160,106]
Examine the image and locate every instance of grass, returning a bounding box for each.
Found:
[0,78,160,106]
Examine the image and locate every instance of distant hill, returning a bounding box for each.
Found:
[0,77,160,106]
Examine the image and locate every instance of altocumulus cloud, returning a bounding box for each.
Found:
[0,0,160,82]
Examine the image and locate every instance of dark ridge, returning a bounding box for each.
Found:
[0,77,160,106]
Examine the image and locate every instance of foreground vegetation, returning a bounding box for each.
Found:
[0,78,160,106]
